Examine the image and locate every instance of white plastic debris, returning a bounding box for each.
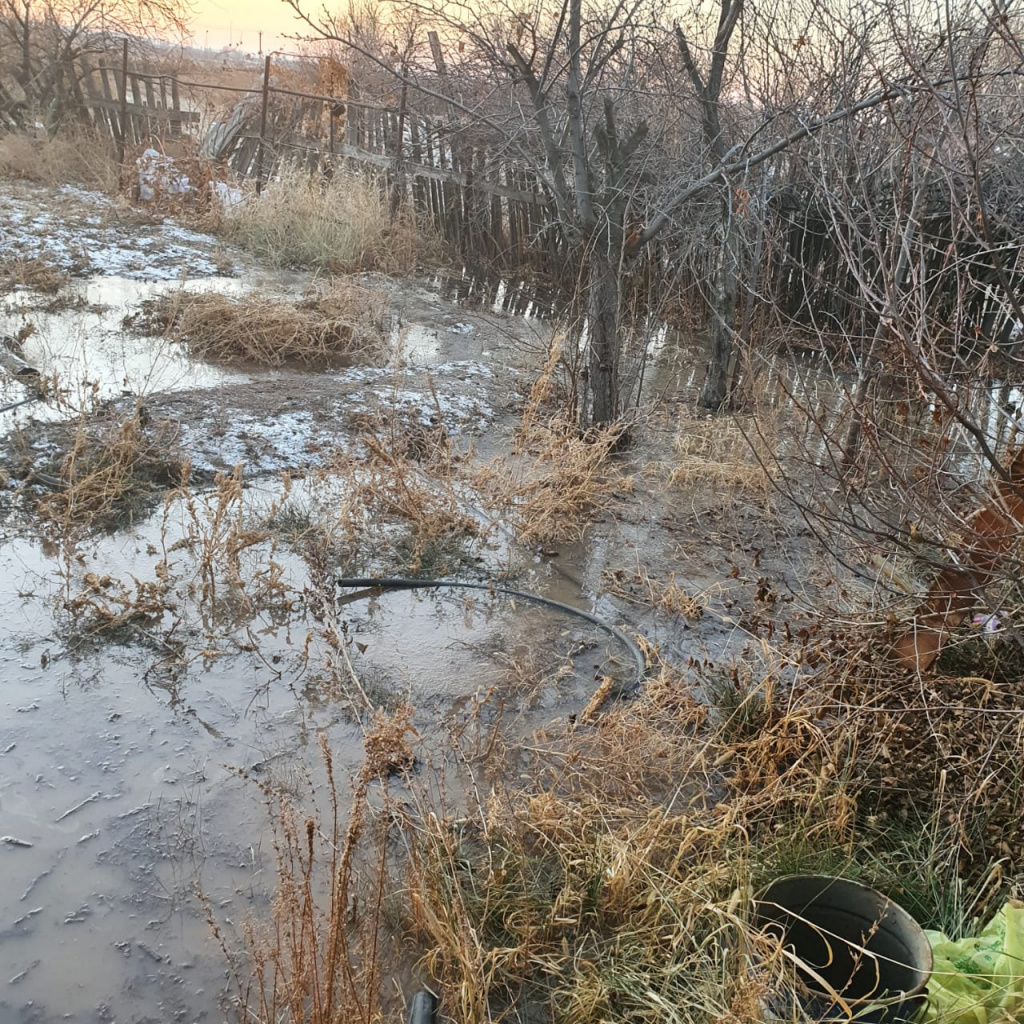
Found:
[136,148,193,202]
[209,180,245,213]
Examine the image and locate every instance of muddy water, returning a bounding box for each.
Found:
[0,509,337,1022]
[0,244,577,1021]
[4,189,1018,1023]
[0,463,638,1023]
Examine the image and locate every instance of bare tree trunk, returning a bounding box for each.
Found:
[676,0,744,411]
[700,192,741,409]
[20,12,31,93]
[588,244,621,424]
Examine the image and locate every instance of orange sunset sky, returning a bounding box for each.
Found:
[187,0,313,53]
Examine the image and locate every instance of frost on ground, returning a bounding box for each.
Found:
[2,361,499,492]
[0,178,524,511]
[158,362,497,476]
[0,180,236,279]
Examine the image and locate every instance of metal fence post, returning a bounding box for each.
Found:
[256,54,271,195]
[117,38,128,166]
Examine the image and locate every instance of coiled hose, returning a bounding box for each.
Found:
[338,580,647,1024]
[335,576,648,694]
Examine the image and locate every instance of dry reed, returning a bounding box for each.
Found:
[0,254,68,293]
[0,127,119,190]
[144,284,388,367]
[215,165,436,274]
[475,336,632,545]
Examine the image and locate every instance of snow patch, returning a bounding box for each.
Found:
[176,365,496,476]
[0,183,231,280]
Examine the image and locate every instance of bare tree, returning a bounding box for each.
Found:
[0,0,191,121]
[286,0,683,424]
[674,0,743,409]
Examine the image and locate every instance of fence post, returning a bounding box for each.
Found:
[256,54,271,195]
[117,38,128,166]
[390,78,408,218]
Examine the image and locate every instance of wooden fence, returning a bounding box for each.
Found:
[64,45,564,273]
[57,43,1024,343]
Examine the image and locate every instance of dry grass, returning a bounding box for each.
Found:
[141,284,388,367]
[475,338,632,545]
[63,570,175,635]
[214,165,437,274]
[173,464,295,616]
[667,413,772,500]
[601,566,705,620]
[406,787,772,1024]
[328,432,485,575]
[47,460,300,650]
[0,254,68,293]
[0,127,118,190]
[215,729,410,1024]
[32,405,188,534]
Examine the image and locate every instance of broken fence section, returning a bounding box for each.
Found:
[66,47,565,273]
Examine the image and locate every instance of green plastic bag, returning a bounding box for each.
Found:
[921,900,1024,1024]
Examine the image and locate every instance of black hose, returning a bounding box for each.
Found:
[0,394,40,415]
[335,576,648,694]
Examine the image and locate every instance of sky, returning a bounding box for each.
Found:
[186,0,313,54]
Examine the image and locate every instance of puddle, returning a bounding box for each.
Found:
[0,459,644,1021]
[6,176,1021,1023]
[2,276,250,426]
[0,528,324,1022]
[339,584,639,714]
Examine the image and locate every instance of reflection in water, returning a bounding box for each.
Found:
[0,470,636,1021]
[1,275,250,434]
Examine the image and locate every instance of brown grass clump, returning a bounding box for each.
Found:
[363,702,418,779]
[33,406,188,533]
[602,567,705,620]
[403,672,807,1024]
[0,255,68,293]
[330,433,484,575]
[668,413,771,500]
[0,127,118,190]
[475,338,632,545]
[408,796,754,1024]
[214,165,438,274]
[143,284,388,367]
[62,571,175,636]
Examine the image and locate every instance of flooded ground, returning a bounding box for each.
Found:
[0,500,639,1022]
[0,180,691,1023]
[7,175,1008,1022]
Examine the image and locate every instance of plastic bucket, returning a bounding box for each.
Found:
[753,875,932,1023]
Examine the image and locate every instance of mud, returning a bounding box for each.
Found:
[0,177,914,1022]
[0,180,662,1022]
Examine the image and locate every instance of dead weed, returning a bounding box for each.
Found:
[0,254,69,294]
[475,341,631,545]
[33,406,187,533]
[0,127,118,190]
[140,284,388,367]
[660,411,774,506]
